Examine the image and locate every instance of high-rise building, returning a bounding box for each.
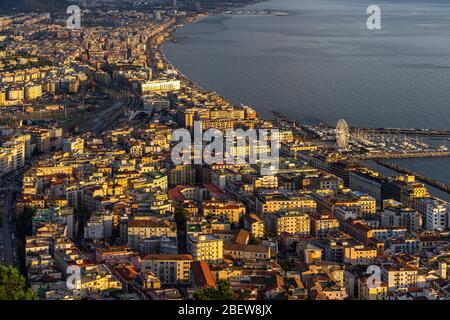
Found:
[418,198,450,231]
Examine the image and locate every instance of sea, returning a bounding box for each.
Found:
[162,0,450,199]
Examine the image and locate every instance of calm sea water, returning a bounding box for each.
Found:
[163,0,450,189]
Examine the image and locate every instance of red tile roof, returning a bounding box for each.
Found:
[191,261,216,289]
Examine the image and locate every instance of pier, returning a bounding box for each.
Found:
[358,151,450,160]
[375,160,450,194]
[360,128,450,137]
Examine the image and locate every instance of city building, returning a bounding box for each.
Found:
[187,234,223,262]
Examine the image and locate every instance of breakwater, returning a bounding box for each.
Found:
[376,160,450,194]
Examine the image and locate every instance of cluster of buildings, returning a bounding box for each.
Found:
[0,123,63,176]
[0,14,91,107]
[1,7,450,301]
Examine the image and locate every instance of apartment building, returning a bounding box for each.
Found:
[415,198,450,231]
[266,211,310,236]
[256,192,317,216]
[380,205,422,232]
[382,265,418,291]
[243,213,265,238]
[187,234,223,262]
[310,213,340,238]
[127,218,177,250]
[223,243,271,261]
[84,212,114,242]
[343,245,378,266]
[141,254,193,285]
[201,200,246,223]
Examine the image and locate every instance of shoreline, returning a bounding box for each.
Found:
[159,14,450,133]
[157,0,283,125]
[158,12,277,125]
[159,18,208,93]
[156,14,450,189]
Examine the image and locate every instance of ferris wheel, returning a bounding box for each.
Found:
[336,119,350,151]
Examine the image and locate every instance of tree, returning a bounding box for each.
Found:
[193,280,235,300]
[0,265,37,300]
[15,207,35,274]
[239,288,253,300]
[279,260,294,271]
[174,209,187,227]
[248,236,261,245]
[264,231,275,238]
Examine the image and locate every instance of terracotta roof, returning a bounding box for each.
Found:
[245,213,262,223]
[234,229,250,245]
[191,261,216,289]
[115,265,138,281]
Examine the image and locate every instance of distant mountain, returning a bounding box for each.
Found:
[0,0,69,12]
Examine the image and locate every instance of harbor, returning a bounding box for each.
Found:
[272,111,450,159]
[357,151,450,160]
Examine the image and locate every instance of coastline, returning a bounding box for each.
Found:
[159,0,450,132]
[159,18,209,94]
[158,12,450,132]
[158,11,275,123]
[156,9,450,191]
[158,19,450,134]
[158,0,275,118]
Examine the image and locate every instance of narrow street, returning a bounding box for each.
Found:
[0,190,16,266]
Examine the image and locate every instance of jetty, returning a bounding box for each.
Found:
[358,151,450,160]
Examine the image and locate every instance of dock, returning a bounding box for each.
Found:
[358,151,450,160]
[356,128,450,137]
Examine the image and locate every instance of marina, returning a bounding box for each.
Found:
[272,111,450,160]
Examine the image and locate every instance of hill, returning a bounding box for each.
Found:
[0,0,69,12]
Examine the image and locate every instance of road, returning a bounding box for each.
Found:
[0,94,140,266]
[0,190,16,266]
